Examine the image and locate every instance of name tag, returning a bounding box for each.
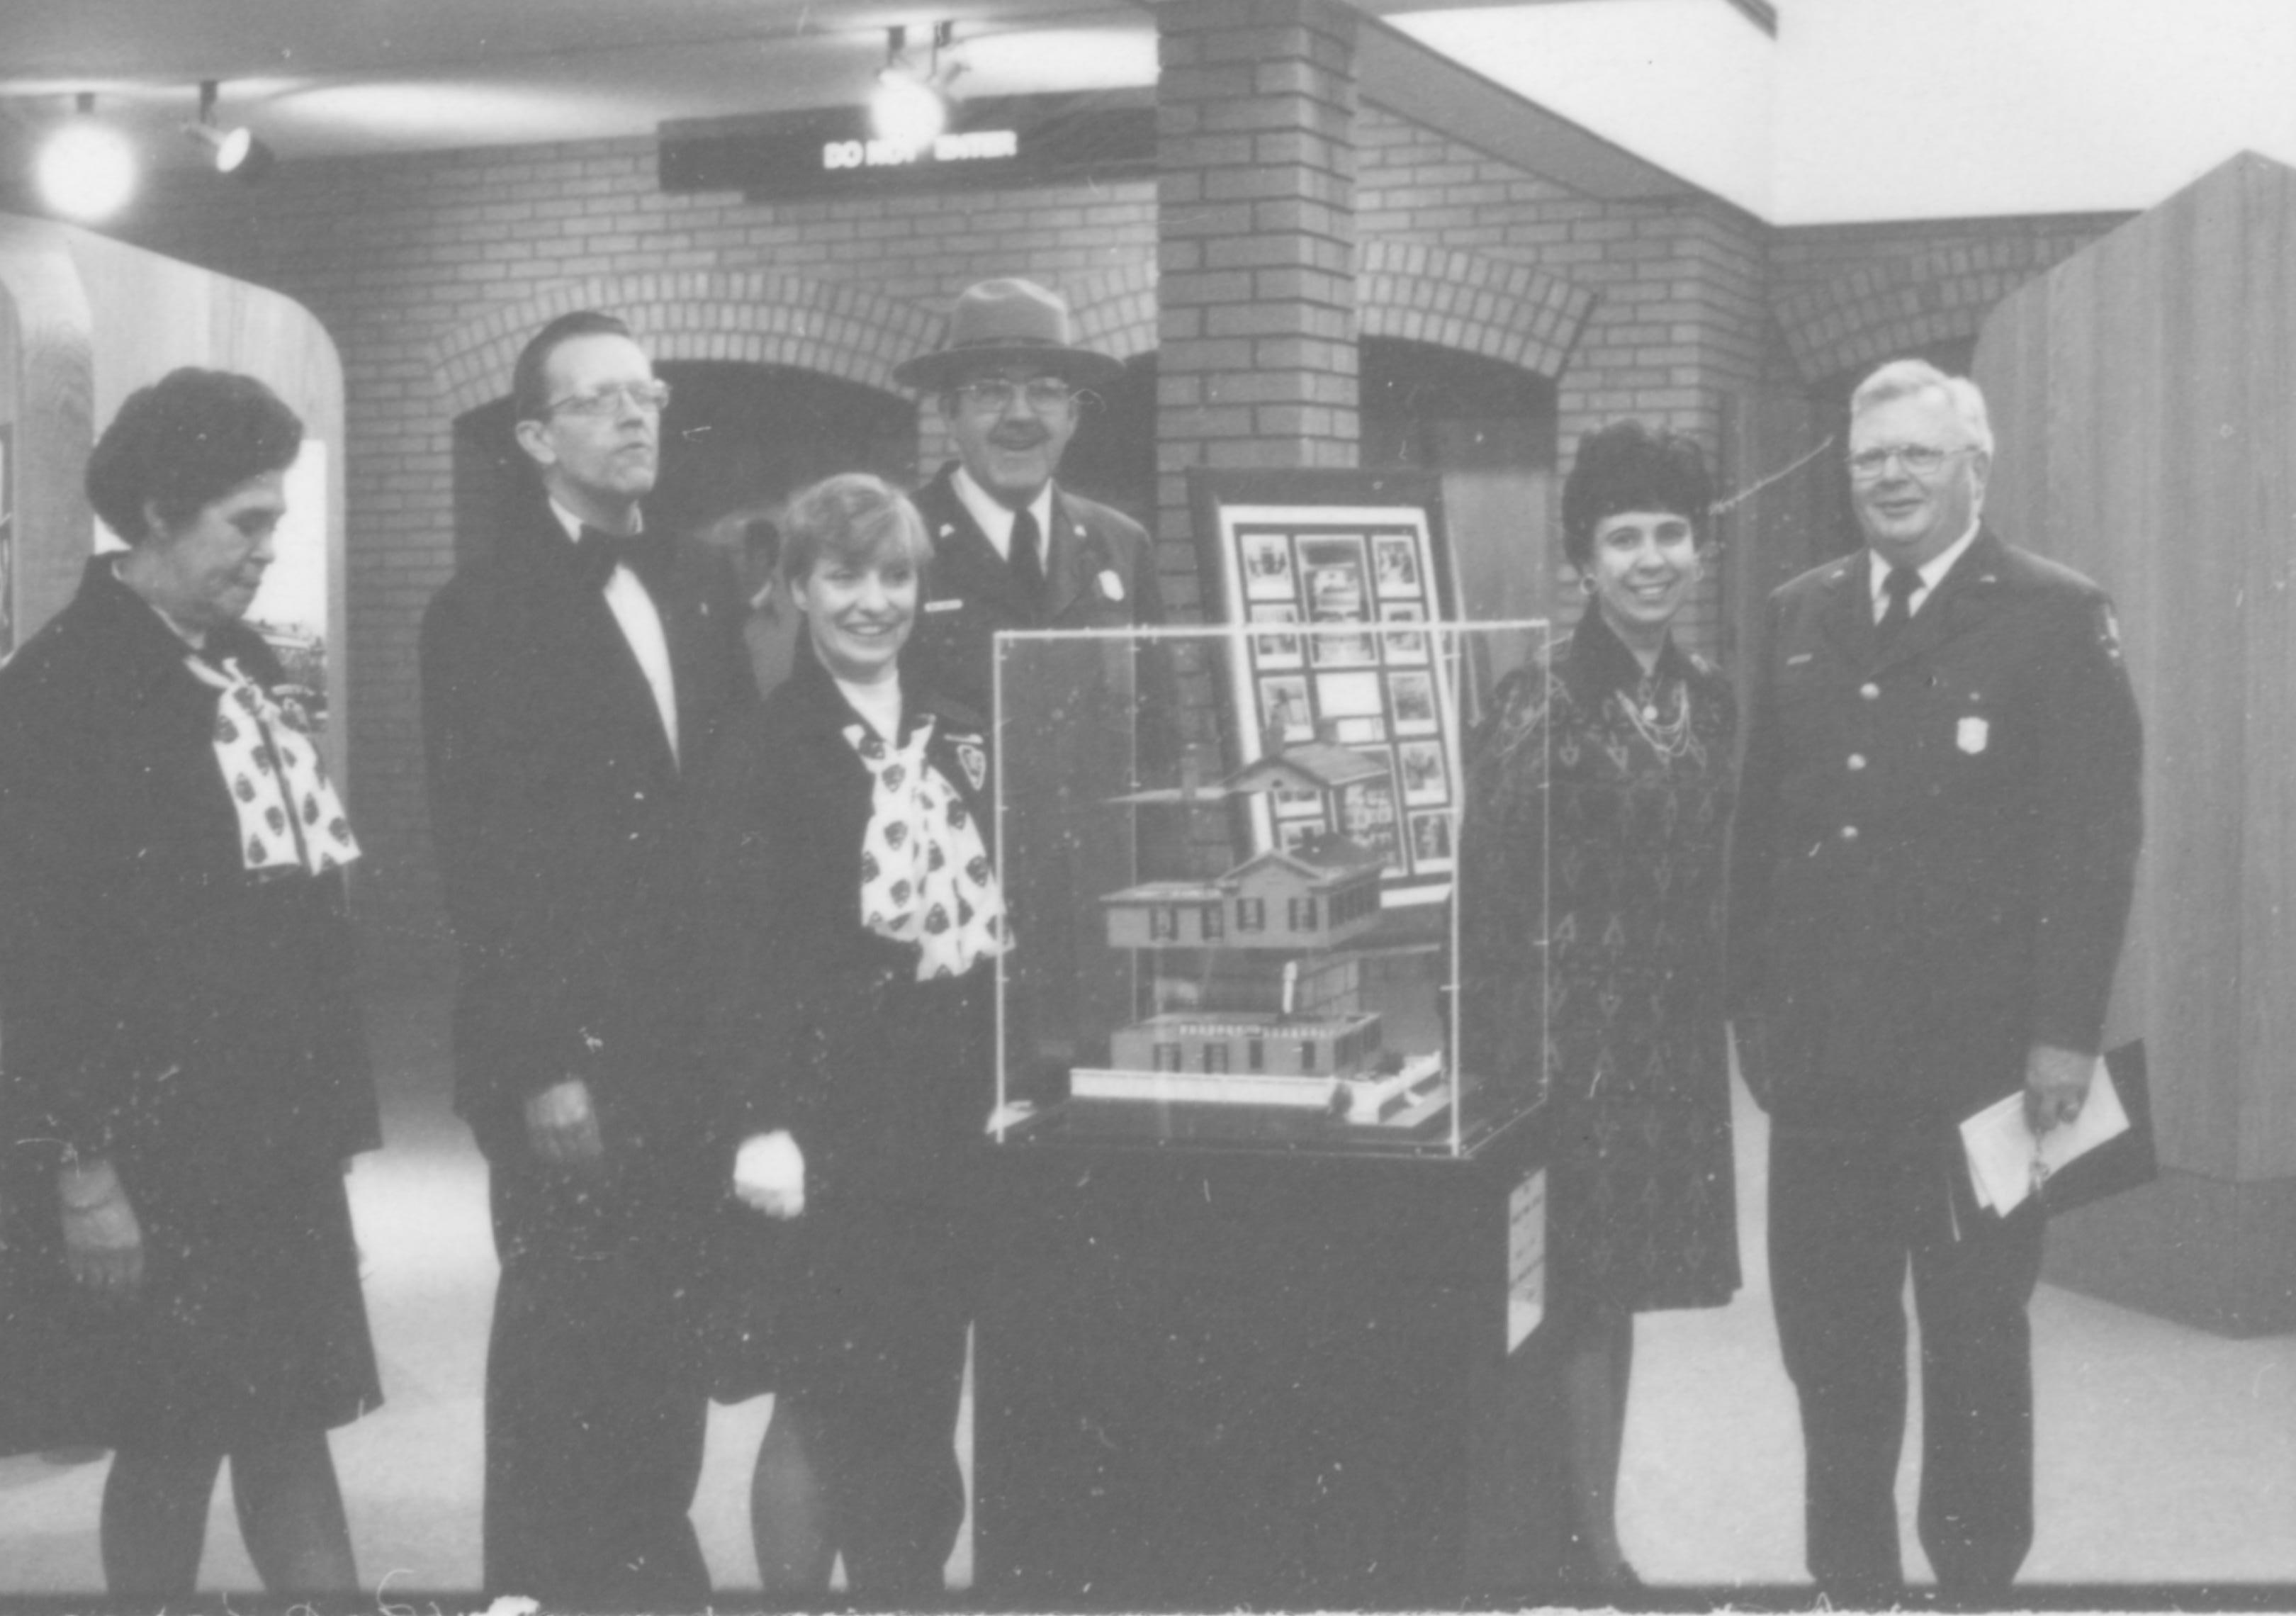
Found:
[1957,716,1989,754]
[924,598,964,615]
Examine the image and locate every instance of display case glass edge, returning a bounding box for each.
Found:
[991,619,1552,1163]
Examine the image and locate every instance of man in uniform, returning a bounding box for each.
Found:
[891,276,1165,714]
[1727,358,2141,1603]
[422,310,755,1601]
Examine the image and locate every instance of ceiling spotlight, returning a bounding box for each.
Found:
[186,80,275,181]
[36,93,137,222]
[871,23,960,149]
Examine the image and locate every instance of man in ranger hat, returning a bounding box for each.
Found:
[894,276,1165,716]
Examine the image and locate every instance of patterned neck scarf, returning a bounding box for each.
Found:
[845,716,1006,982]
[186,656,361,877]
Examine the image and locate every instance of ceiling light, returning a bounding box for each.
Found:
[185,80,276,182]
[871,23,961,148]
[36,94,137,222]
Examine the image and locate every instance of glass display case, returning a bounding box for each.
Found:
[990,619,1553,1159]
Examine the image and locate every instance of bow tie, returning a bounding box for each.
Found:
[574,524,673,595]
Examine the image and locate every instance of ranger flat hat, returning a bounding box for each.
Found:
[894,277,1123,391]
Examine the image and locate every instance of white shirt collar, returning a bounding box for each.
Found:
[950,466,1054,563]
[1869,515,1981,617]
[546,496,642,542]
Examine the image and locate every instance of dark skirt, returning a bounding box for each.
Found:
[0,1160,381,1457]
[709,1177,977,1405]
[1547,1083,1740,1315]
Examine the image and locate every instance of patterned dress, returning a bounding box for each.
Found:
[1459,610,1740,1313]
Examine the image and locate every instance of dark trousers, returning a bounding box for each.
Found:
[782,1193,974,1603]
[483,1155,711,1605]
[1769,1123,2046,1603]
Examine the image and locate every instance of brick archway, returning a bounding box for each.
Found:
[431,270,937,416]
[1774,244,2072,384]
[1358,241,1596,381]
[1064,262,1159,363]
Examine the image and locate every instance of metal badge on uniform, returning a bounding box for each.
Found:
[925,597,964,614]
[954,739,987,791]
[2099,602,2124,660]
[1957,716,1990,755]
[1098,568,1125,603]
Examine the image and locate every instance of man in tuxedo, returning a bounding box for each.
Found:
[421,311,755,1600]
[891,276,1165,714]
[1727,359,2142,1603]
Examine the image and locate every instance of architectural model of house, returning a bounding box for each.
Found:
[1069,744,1448,1126]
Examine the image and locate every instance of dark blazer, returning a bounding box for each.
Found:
[903,461,1166,719]
[695,653,998,1203]
[1725,528,2142,1126]
[0,559,375,1195]
[421,493,755,1157]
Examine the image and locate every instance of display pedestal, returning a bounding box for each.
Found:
[974,1107,1564,1607]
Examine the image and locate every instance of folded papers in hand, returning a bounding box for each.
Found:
[1960,1057,2130,1217]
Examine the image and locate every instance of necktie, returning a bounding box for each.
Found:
[1007,505,1045,614]
[575,525,673,595]
[1878,564,1921,646]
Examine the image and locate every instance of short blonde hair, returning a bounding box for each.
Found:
[777,473,935,591]
[1850,358,1994,457]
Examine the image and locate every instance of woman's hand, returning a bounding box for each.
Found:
[732,1130,806,1219]
[58,1158,143,1300]
[525,1077,604,1167]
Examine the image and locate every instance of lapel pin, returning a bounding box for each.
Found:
[1098,568,1125,602]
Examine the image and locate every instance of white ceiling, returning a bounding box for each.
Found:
[0,1,1152,164]
[0,0,1631,169]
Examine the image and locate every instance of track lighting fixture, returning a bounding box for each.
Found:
[35,93,137,222]
[871,22,961,149]
[185,81,275,182]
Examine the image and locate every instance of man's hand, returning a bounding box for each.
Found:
[525,1078,604,1167]
[732,1130,806,1220]
[59,1158,143,1299]
[2024,1042,2093,1134]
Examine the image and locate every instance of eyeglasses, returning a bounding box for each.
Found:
[544,380,672,418]
[1847,443,1974,481]
[950,377,1076,413]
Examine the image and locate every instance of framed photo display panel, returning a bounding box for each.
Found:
[1189,468,1460,907]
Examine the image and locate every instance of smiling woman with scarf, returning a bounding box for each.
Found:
[696,471,1006,1603]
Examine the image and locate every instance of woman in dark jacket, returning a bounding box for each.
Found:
[0,369,379,1595]
[698,472,1006,1601]
[1457,422,1740,1589]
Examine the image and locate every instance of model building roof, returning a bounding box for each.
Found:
[1231,836,1385,884]
[1104,741,1390,804]
[1225,744,1390,795]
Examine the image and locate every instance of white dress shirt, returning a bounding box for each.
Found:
[1869,517,1981,624]
[550,498,679,765]
[951,466,1055,571]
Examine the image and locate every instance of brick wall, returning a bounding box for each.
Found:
[1769,213,2129,384]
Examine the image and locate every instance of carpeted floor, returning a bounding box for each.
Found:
[2,984,2290,1600]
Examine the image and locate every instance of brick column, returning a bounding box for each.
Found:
[1153,0,1361,622]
